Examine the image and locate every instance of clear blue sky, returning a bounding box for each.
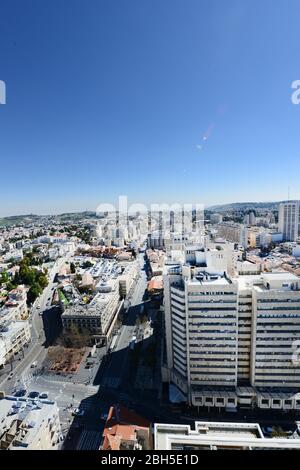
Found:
[0,0,300,216]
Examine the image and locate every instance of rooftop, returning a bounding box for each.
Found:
[0,396,58,450]
[101,405,151,451]
[154,421,300,450]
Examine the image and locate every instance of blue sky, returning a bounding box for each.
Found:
[0,0,300,216]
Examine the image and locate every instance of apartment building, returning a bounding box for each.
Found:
[3,249,23,263]
[118,261,139,298]
[279,201,300,242]
[250,273,300,388]
[163,262,300,410]
[216,222,247,248]
[0,396,61,450]
[0,321,31,368]
[4,285,28,320]
[282,242,300,258]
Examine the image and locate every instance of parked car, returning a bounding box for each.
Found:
[8,372,14,380]
[28,391,40,399]
[72,408,85,417]
[14,388,27,397]
[39,392,48,399]
[31,361,37,368]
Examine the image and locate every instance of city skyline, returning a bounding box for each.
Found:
[0,197,298,219]
[1,0,300,216]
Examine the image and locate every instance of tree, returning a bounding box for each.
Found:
[0,272,9,286]
[70,262,76,274]
[36,272,48,289]
[28,283,42,303]
[82,260,93,269]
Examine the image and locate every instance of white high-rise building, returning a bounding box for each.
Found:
[278,201,300,241]
[163,265,300,411]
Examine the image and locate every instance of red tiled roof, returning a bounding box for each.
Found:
[101,405,150,450]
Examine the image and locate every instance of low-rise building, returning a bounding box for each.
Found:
[154,421,300,450]
[0,321,31,368]
[0,396,61,450]
[100,405,152,450]
[145,249,165,277]
[5,285,28,320]
[62,288,121,346]
[118,261,139,298]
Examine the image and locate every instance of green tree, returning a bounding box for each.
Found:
[36,272,48,289]
[0,272,10,285]
[28,283,42,303]
[82,260,93,269]
[70,262,76,274]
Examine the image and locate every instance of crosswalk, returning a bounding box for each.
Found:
[76,430,103,450]
[15,371,34,388]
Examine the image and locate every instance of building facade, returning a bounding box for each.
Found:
[279,201,300,242]
[163,265,300,411]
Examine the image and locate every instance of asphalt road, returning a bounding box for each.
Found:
[99,253,148,389]
[0,256,67,393]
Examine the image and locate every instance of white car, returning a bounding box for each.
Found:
[39,392,48,399]
[31,361,37,368]
[72,408,85,417]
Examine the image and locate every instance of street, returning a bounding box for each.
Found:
[0,257,66,393]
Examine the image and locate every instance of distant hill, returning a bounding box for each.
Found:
[57,211,96,221]
[206,201,293,212]
[0,211,97,227]
[0,214,42,227]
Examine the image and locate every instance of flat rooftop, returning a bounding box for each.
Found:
[154,421,300,450]
[0,396,58,450]
[190,273,231,286]
[154,421,263,450]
